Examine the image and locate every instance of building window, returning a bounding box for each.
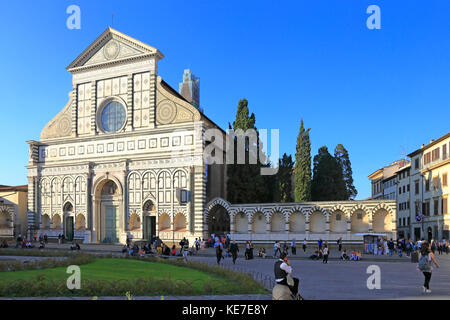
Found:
[443,144,448,160]
[415,181,419,195]
[443,197,448,215]
[423,201,430,216]
[443,173,448,187]
[434,198,439,215]
[415,158,420,169]
[431,148,440,162]
[100,101,126,133]
[433,177,439,190]
[424,152,431,165]
[399,187,401,195]
[398,218,402,226]
[425,179,430,192]
[407,184,410,192]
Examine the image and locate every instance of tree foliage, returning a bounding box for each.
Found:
[294,119,312,202]
[311,146,347,201]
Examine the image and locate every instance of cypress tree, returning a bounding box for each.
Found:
[226,99,267,203]
[334,144,358,200]
[294,119,312,202]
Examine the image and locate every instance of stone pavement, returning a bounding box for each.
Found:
[188,254,450,300]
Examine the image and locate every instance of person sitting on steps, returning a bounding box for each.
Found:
[274,252,302,300]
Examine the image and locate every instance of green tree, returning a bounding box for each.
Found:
[294,119,312,202]
[275,153,294,202]
[334,144,358,200]
[226,99,267,203]
[311,146,347,201]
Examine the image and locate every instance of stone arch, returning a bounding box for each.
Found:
[92,174,124,197]
[289,211,306,233]
[329,210,347,233]
[92,176,124,243]
[41,214,50,230]
[75,214,86,231]
[129,213,141,231]
[372,209,392,233]
[372,203,394,219]
[270,211,285,232]
[157,170,172,204]
[234,211,248,233]
[158,212,171,232]
[128,171,142,206]
[205,198,231,220]
[52,214,62,230]
[142,199,156,216]
[309,210,326,233]
[351,209,369,233]
[207,204,230,236]
[349,204,370,219]
[62,176,74,194]
[142,170,157,193]
[63,201,73,214]
[174,212,187,232]
[251,211,266,233]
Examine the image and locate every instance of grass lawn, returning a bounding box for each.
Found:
[0,258,225,289]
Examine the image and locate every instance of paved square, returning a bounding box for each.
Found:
[189,254,450,299]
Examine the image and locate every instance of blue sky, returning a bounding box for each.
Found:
[0,1,449,199]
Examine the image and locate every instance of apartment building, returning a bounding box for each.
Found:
[408,133,450,241]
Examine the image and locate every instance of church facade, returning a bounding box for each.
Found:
[26,28,397,245]
[26,28,226,244]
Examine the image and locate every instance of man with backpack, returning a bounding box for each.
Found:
[418,241,440,294]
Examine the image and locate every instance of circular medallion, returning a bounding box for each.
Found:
[103,40,120,60]
[157,101,177,124]
[58,116,71,136]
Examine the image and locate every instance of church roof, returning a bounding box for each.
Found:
[66,27,164,72]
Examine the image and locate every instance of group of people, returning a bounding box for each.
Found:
[340,249,362,261]
[366,237,449,258]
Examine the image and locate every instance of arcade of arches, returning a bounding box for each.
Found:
[204,198,397,243]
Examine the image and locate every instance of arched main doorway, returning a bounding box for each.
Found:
[207,205,230,237]
[93,179,123,243]
[142,200,156,242]
[63,202,74,241]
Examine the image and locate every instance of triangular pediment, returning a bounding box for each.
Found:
[67,28,164,72]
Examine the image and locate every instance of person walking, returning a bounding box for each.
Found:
[337,237,342,252]
[229,240,239,264]
[302,238,307,253]
[214,240,224,265]
[318,238,323,251]
[182,238,189,262]
[322,244,329,264]
[418,241,440,294]
[291,238,296,255]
